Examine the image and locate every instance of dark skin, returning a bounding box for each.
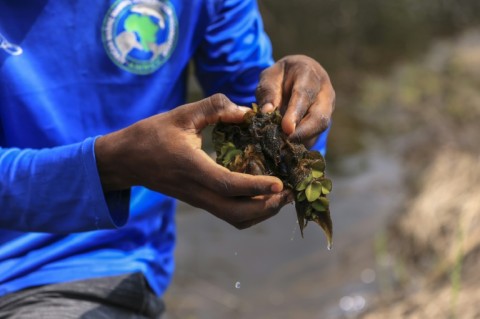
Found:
[257,55,335,146]
[95,54,335,229]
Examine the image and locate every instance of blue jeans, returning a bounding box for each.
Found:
[0,273,164,318]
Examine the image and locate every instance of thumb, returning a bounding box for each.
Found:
[182,94,250,131]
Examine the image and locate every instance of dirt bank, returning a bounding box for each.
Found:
[360,29,480,319]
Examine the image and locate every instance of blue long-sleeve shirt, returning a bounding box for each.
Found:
[0,0,327,297]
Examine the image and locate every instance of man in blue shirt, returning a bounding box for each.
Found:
[0,0,334,317]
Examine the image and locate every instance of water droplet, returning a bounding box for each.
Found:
[353,295,366,311]
[339,296,354,312]
[235,281,241,289]
[339,295,366,313]
[290,222,297,241]
[361,268,376,284]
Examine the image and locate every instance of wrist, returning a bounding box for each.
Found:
[94,131,134,192]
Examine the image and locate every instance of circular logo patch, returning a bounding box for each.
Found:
[102,0,178,75]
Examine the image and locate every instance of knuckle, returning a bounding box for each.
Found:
[304,87,318,102]
[216,177,231,196]
[213,174,239,196]
[209,93,229,110]
[293,61,312,74]
[304,114,330,137]
[319,114,331,131]
[291,123,314,143]
[305,67,321,80]
[200,94,232,121]
[292,87,317,104]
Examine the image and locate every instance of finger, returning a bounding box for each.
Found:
[261,102,275,113]
[185,187,294,229]
[189,148,284,197]
[234,190,295,229]
[288,88,334,143]
[178,94,249,131]
[256,63,285,111]
[282,80,321,136]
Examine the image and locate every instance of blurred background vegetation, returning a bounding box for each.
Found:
[260,0,480,159]
[166,1,480,318]
[261,0,480,73]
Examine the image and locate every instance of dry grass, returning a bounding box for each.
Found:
[358,29,480,319]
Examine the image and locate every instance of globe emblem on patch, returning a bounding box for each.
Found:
[102,0,178,75]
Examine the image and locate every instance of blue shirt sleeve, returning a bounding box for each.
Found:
[0,137,129,233]
[312,125,330,157]
[194,0,273,105]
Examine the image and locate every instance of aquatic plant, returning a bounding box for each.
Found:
[213,104,333,248]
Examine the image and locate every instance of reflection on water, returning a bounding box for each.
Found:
[164,146,405,319]
[360,268,376,284]
[339,295,366,314]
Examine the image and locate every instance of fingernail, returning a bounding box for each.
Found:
[262,103,274,113]
[271,183,283,193]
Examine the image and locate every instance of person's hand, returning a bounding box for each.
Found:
[95,94,293,229]
[256,55,335,145]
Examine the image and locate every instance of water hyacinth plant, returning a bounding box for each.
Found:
[213,104,333,249]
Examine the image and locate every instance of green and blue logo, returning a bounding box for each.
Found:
[102,0,178,75]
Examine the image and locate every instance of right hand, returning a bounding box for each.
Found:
[95,94,293,229]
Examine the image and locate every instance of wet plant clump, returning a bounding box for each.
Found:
[213,104,333,249]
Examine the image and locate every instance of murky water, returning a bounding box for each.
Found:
[164,146,405,319]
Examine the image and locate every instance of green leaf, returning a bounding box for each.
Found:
[310,158,325,172]
[312,199,327,212]
[319,197,330,207]
[296,174,313,191]
[321,179,332,193]
[272,110,282,124]
[305,173,313,184]
[296,179,308,191]
[220,142,236,158]
[222,149,242,165]
[305,181,322,202]
[311,209,333,250]
[305,207,312,217]
[311,169,323,178]
[296,191,306,202]
[295,182,306,192]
